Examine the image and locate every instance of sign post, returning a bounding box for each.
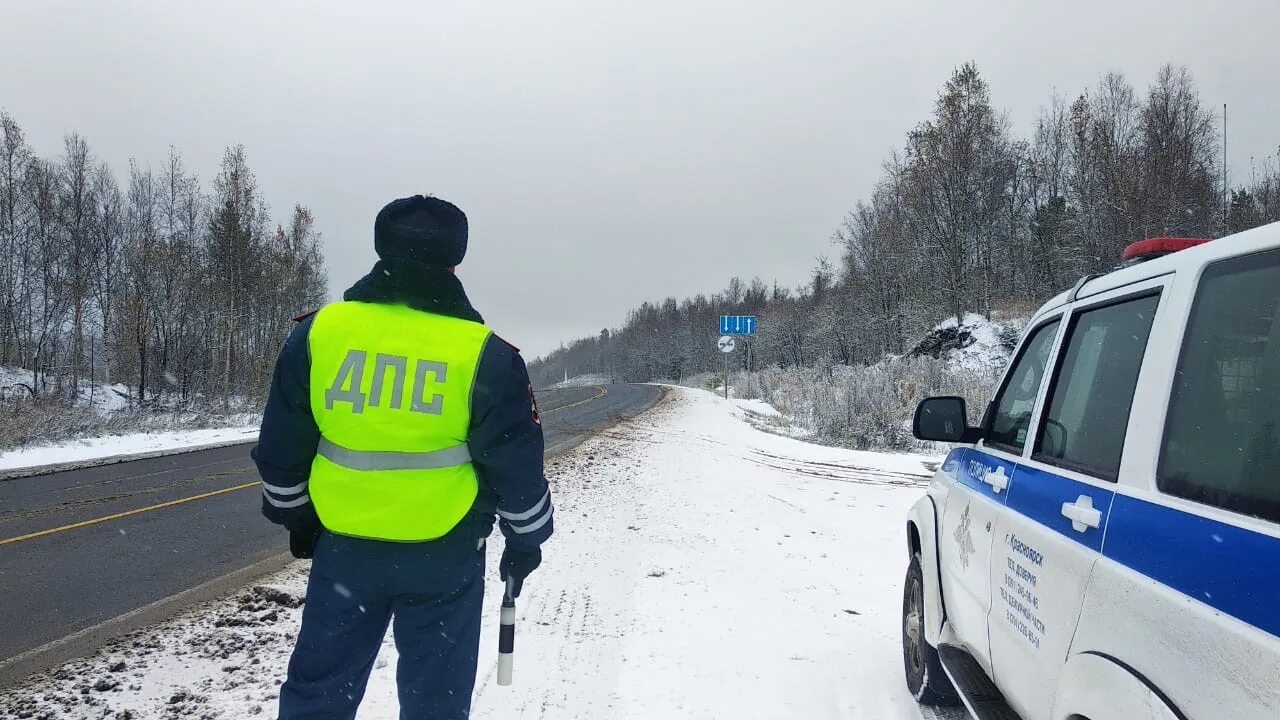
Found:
[718,316,757,400]
[717,335,736,399]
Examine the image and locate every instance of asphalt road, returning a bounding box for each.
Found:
[0,383,661,685]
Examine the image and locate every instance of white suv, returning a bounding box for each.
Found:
[904,226,1280,720]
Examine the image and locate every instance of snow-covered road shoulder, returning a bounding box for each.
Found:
[0,424,260,479]
[1,387,958,719]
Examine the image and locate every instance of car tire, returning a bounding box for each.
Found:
[903,552,958,706]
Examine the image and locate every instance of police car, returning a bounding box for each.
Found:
[903,224,1280,720]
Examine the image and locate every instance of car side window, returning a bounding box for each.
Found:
[1160,249,1280,523]
[986,319,1060,454]
[1032,293,1160,480]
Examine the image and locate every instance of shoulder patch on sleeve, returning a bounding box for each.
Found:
[292,310,317,323]
[492,333,520,353]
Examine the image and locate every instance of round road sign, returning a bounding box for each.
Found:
[717,336,736,353]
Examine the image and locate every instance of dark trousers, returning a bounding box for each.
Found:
[278,532,485,720]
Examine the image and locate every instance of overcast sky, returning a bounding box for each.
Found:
[2,1,1277,357]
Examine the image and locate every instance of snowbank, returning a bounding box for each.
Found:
[548,374,613,389]
[732,397,814,439]
[0,387,959,719]
[0,366,130,414]
[0,423,260,476]
[734,397,781,417]
[0,365,260,464]
[910,312,1022,376]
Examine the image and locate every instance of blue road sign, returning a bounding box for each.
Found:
[719,315,757,336]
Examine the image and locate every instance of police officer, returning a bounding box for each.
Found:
[252,195,553,720]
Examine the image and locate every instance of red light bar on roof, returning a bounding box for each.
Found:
[1121,237,1212,263]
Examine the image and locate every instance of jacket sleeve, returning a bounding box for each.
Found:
[469,335,554,550]
[251,316,321,534]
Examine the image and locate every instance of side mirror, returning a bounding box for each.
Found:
[913,396,981,443]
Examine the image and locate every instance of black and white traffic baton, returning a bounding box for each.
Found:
[497,577,516,686]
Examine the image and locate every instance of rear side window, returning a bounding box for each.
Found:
[1160,250,1280,523]
[1033,294,1160,480]
[986,319,1060,454]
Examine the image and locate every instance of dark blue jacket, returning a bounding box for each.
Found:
[251,260,553,551]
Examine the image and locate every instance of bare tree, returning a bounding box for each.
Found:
[1137,64,1221,237]
[0,113,32,367]
[206,146,268,407]
[58,134,97,392]
[89,162,123,389]
[25,158,70,395]
[893,64,1017,321]
[123,161,159,404]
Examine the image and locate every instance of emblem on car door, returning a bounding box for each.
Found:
[954,503,977,569]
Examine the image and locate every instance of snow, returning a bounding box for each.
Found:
[0,386,961,720]
[549,374,613,389]
[0,366,131,414]
[0,424,260,475]
[0,365,259,475]
[732,397,816,439]
[931,313,1020,376]
[733,397,781,417]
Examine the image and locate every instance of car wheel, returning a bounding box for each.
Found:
[903,552,958,706]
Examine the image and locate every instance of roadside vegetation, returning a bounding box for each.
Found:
[0,114,325,450]
[531,63,1280,451]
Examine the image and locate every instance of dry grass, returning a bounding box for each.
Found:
[0,398,257,453]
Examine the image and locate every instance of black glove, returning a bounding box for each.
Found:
[499,545,542,598]
[289,526,322,559]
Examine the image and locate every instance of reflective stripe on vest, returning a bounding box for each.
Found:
[307,301,492,542]
[317,437,473,472]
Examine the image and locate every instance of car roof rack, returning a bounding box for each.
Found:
[1066,238,1214,305]
[1066,273,1106,303]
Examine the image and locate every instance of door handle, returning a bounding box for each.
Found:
[983,465,1010,494]
[1061,495,1102,532]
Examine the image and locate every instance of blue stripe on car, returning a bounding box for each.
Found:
[953,448,1018,506]
[1004,463,1115,553]
[963,448,1279,638]
[1104,494,1280,639]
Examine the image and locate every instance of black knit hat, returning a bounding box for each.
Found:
[374,195,468,267]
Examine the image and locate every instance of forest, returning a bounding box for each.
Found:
[529,64,1280,394]
[0,111,325,444]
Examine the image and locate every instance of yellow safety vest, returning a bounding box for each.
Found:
[307,301,491,541]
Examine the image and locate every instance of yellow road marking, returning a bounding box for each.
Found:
[540,386,607,416]
[0,481,260,547]
[2,387,612,547]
